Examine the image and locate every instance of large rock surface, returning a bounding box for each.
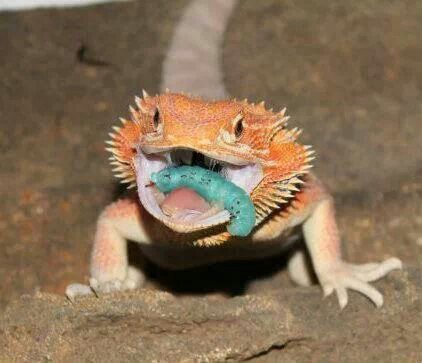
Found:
[1,269,420,362]
[0,0,421,361]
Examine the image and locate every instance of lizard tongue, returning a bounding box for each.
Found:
[160,187,211,217]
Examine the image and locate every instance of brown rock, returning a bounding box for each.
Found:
[1,268,420,362]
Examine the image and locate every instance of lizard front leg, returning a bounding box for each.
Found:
[66,198,148,300]
[302,191,402,309]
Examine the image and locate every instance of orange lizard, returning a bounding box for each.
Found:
[66,0,401,308]
[66,91,401,308]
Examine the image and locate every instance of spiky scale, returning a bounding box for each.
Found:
[112,166,126,172]
[290,177,304,184]
[135,96,142,105]
[129,105,137,119]
[122,177,135,184]
[286,184,300,192]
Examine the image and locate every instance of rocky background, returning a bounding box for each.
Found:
[0,0,421,361]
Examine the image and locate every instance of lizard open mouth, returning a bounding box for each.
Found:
[134,147,263,233]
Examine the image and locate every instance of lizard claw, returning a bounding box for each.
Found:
[65,266,145,300]
[90,266,144,294]
[65,283,95,302]
[88,277,137,294]
[322,284,334,297]
[318,257,402,309]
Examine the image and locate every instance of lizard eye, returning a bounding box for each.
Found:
[234,116,244,140]
[153,108,161,130]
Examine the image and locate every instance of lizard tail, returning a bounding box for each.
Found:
[160,0,238,100]
[0,0,129,11]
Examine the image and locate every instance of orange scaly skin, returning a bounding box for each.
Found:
[66,93,402,309]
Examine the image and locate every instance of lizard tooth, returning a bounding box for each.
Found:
[165,152,172,165]
[119,117,128,124]
[142,89,149,99]
[105,140,117,146]
[112,126,121,133]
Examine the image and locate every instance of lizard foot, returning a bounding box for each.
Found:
[65,266,144,301]
[318,257,402,309]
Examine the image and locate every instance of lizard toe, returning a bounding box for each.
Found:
[65,283,94,301]
[318,257,401,309]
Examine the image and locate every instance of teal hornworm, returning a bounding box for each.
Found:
[150,166,255,236]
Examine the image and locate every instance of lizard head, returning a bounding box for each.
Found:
[107,92,314,241]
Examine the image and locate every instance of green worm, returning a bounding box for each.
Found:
[150,165,256,237]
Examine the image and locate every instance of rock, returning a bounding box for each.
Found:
[0,268,420,362]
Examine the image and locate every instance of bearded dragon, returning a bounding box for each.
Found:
[66,0,402,308]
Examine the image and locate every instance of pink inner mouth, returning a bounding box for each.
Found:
[160,187,211,218]
[135,147,263,233]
